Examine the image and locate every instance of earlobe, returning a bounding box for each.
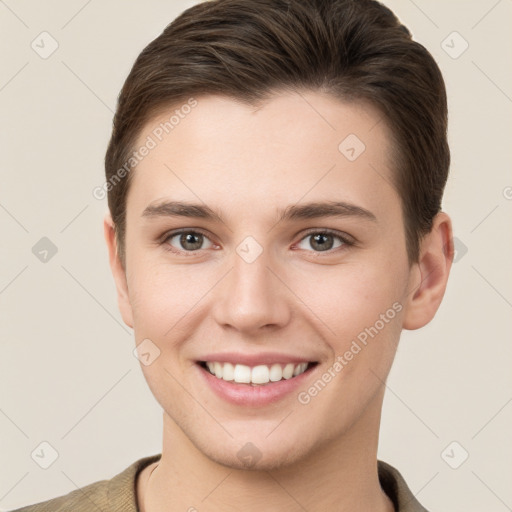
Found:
[402,212,454,330]
[103,212,134,329]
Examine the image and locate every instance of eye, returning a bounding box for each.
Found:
[161,228,353,255]
[295,230,352,252]
[164,230,215,253]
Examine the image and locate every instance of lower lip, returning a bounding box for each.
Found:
[196,363,317,407]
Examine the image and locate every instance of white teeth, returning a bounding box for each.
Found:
[283,363,295,379]
[222,362,234,381]
[214,362,223,379]
[293,362,308,376]
[234,364,251,383]
[269,363,283,382]
[251,365,270,384]
[204,361,311,384]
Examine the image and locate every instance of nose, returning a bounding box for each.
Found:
[211,248,292,335]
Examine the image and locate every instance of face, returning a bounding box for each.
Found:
[111,91,423,470]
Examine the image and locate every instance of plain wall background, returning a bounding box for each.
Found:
[1,1,511,510]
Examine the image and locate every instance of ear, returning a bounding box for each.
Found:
[402,212,454,330]
[103,212,134,329]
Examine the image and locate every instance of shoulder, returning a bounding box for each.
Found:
[10,478,109,512]
[378,460,430,512]
[10,454,162,512]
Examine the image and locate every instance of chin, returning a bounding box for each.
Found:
[209,443,308,472]
[190,429,313,472]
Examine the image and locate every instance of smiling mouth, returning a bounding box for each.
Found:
[198,361,318,386]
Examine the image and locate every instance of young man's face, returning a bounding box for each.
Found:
[107,91,447,470]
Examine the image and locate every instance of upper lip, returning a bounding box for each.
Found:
[197,352,317,366]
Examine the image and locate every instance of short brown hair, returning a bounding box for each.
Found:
[105,0,449,264]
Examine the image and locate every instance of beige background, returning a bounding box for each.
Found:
[1,0,511,510]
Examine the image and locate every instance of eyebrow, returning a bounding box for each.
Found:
[142,200,377,224]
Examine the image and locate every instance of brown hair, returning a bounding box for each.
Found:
[105,0,449,264]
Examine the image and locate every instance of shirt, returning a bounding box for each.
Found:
[11,454,429,511]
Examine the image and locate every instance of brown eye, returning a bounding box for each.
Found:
[296,231,348,252]
[166,231,213,252]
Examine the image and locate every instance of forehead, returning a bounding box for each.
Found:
[127,91,399,221]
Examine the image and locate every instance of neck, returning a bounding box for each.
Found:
[139,391,394,512]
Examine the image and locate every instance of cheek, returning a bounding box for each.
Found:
[131,277,180,335]
[127,255,216,341]
[294,260,406,341]
[126,224,409,342]
[127,260,200,406]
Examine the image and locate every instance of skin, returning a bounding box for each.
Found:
[104,90,453,511]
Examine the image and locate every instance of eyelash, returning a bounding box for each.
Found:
[160,228,355,256]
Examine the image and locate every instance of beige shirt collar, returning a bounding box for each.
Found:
[106,454,429,511]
